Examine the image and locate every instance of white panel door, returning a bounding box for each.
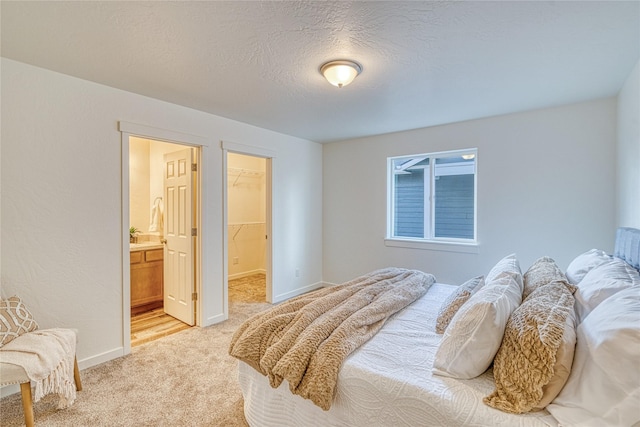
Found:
[163,149,195,325]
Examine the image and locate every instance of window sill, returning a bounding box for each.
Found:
[384,238,479,254]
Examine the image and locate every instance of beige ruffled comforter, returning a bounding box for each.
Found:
[229,267,435,410]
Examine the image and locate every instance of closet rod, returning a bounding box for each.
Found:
[229,168,265,186]
[229,222,265,240]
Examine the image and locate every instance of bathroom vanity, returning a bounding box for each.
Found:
[130,243,164,315]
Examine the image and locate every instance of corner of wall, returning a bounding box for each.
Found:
[617,59,640,229]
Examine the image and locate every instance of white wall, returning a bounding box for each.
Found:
[130,137,186,240]
[323,98,618,285]
[129,137,151,233]
[0,58,323,368]
[617,59,640,229]
[227,153,266,278]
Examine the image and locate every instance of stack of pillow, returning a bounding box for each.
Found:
[433,254,523,380]
[432,251,640,426]
[548,250,640,426]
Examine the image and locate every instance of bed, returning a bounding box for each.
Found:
[231,227,640,427]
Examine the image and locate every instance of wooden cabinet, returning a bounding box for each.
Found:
[130,248,163,315]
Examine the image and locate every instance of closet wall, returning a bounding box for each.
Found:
[227,153,266,279]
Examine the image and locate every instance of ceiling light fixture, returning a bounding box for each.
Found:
[320,60,362,88]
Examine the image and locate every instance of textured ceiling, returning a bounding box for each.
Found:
[2,1,639,143]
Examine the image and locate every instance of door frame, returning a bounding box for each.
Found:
[221,140,274,314]
[120,121,206,355]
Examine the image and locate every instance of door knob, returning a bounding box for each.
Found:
[160,239,167,244]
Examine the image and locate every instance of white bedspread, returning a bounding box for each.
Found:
[238,283,560,427]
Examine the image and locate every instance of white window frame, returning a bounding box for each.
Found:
[386,148,478,253]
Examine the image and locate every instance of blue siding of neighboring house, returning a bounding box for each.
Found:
[434,174,474,239]
[394,171,424,238]
[394,172,474,239]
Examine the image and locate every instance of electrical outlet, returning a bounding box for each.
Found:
[233,257,239,265]
[295,269,300,278]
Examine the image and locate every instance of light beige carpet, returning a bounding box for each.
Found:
[0,299,271,426]
[228,273,267,303]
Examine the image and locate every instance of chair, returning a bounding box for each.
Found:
[0,297,81,427]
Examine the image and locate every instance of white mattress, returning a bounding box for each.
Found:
[238,283,559,427]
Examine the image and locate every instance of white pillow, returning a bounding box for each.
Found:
[435,276,484,334]
[432,272,523,379]
[565,249,611,285]
[547,287,640,427]
[574,257,640,323]
[485,253,521,284]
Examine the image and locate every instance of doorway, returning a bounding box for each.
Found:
[128,136,199,346]
[222,140,274,311]
[227,152,268,304]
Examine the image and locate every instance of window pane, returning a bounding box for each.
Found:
[434,157,474,239]
[394,168,424,238]
[388,151,475,243]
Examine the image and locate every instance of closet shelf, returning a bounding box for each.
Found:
[228,167,265,186]
[229,222,266,240]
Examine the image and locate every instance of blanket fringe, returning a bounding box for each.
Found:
[34,356,76,409]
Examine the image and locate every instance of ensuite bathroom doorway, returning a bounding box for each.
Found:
[226,152,269,306]
[128,136,199,346]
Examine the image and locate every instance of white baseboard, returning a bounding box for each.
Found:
[0,384,19,398]
[272,281,325,303]
[78,347,125,370]
[320,281,339,287]
[228,269,266,281]
[204,312,227,327]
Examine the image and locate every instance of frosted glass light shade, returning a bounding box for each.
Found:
[320,60,362,88]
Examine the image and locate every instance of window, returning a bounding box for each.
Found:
[387,149,477,247]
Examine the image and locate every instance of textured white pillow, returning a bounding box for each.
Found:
[547,287,640,427]
[574,257,640,323]
[565,249,611,285]
[435,276,484,334]
[432,272,523,379]
[485,253,521,284]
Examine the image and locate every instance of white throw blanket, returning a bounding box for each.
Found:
[0,328,77,408]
